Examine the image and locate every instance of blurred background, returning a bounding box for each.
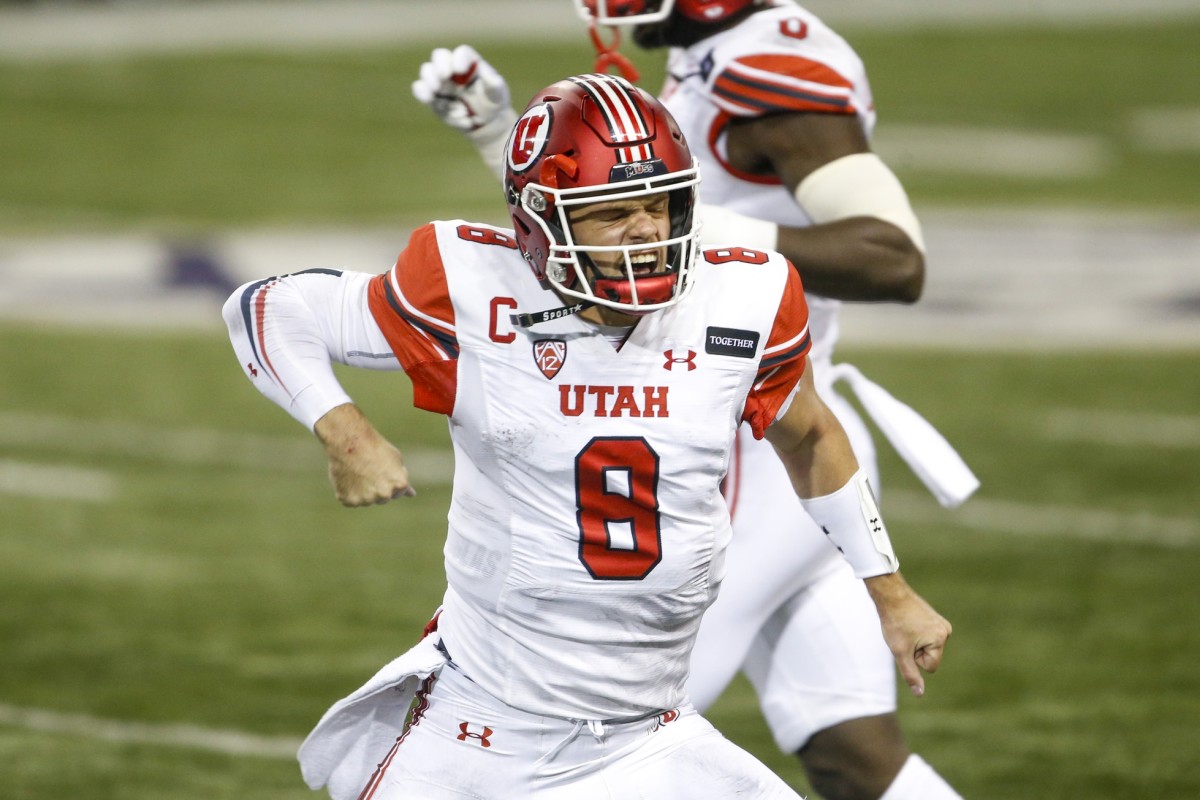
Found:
[1,1,1197,797]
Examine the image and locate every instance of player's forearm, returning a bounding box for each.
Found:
[776,218,924,303]
[769,397,898,579]
[768,408,857,500]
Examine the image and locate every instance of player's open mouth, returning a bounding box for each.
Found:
[630,250,659,275]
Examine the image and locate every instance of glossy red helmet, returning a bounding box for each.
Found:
[574,0,757,26]
[504,73,700,315]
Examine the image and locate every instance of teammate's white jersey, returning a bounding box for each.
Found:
[660,0,874,364]
[228,219,811,721]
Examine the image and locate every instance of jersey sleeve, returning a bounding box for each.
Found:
[710,53,859,118]
[367,223,460,415]
[742,263,811,438]
[224,268,397,431]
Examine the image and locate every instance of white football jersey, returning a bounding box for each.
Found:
[660,0,876,364]
[364,220,812,720]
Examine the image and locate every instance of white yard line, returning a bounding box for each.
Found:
[876,125,1111,179]
[1041,408,1200,449]
[1,0,1195,63]
[0,0,583,62]
[885,490,1200,548]
[3,409,1194,533]
[0,411,319,472]
[0,703,301,760]
[1128,107,1200,153]
[0,459,117,502]
[0,410,455,483]
[3,211,1199,347]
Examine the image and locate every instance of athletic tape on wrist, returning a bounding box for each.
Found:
[794,152,925,253]
[800,468,899,578]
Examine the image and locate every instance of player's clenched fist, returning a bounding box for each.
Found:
[865,571,952,697]
[315,403,416,507]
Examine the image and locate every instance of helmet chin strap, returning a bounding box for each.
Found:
[588,21,641,82]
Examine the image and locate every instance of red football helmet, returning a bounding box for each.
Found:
[574,0,757,26]
[504,73,700,315]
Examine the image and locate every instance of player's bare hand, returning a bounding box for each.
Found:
[865,571,952,697]
[314,403,416,507]
[411,44,512,135]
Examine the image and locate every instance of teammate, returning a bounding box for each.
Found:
[411,2,979,799]
[225,74,951,800]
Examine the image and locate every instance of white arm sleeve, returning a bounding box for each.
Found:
[222,269,400,431]
[794,152,926,253]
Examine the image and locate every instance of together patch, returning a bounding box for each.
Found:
[705,327,759,358]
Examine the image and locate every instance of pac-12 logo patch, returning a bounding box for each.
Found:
[533,339,567,379]
[508,103,552,173]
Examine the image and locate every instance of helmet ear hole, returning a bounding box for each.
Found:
[540,155,579,189]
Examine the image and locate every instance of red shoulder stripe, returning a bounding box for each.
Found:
[367,224,459,414]
[713,55,856,117]
[742,265,810,438]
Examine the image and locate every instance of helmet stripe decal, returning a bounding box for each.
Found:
[568,74,654,164]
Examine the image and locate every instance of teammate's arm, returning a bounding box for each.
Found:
[723,110,926,302]
[411,44,516,182]
[765,362,952,697]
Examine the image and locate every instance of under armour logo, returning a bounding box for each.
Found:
[870,517,882,533]
[457,722,493,748]
[246,362,258,378]
[663,349,697,371]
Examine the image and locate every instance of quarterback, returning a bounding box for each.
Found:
[226,74,951,798]
[412,1,978,798]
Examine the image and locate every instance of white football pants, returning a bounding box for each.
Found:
[359,664,802,799]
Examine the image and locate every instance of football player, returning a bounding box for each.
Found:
[226,73,951,800]
[410,2,977,799]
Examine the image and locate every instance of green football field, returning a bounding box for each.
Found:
[2,11,1199,799]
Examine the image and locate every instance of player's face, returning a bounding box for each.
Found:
[567,193,672,277]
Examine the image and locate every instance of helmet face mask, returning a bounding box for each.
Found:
[505,74,701,316]
[574,0,755,26]
[573,0,674,26]
[535,175,699,312]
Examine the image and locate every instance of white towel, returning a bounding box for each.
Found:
[826,362,980,508]
[298,635,448,800]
